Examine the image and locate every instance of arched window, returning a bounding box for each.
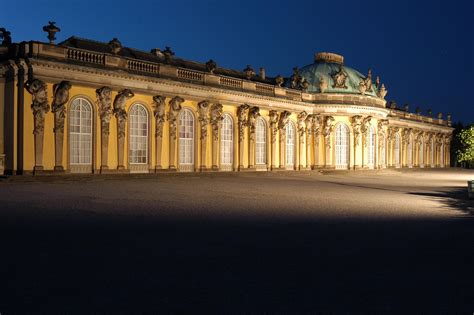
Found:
[179,109,194,168]
[440,143,444,167]
[419,141,424,167]
[394,133,400,167]
[335,123,349,169]
[285,121,295,168]
[256,118,267,165]
[430,138,434,167]
[367,125,376,168]
[407,135,413,166]
[69,97,92,169]
[380,133,386,167]
[129,104,148,164]
[220,114,233,169]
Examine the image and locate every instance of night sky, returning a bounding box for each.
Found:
[2,0,472,124]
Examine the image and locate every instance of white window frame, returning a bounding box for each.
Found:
[335,123,349,169]
[179,109,195,170]
[220,114,233,170]
[69,97,93,166]
[256,118,266,165]
[367,125,375,168]
[394,133,400,167]
[285,121,295,168]
[129,104,149,165]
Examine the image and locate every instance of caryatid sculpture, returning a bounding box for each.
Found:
[210,103,223,170]
[152,95,166,170]
[247,106,260,168]
[351,115,363,146]
[278,111,291,168]
[198,100,211,170]
[96,86,112,171]
[269,110,279,169]
[237,104,250,169]
[323,116,335,167]
[167,96,184,170]
[297,111,308,169]
[51,81,71,171]
[361,116,372,147]
[25,79,49,172]
[113,89,134,169]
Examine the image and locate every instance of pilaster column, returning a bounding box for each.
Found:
[297,111,307,170]
[269,110,279,169]
[351,115,362,169]
[312,115,321,169]
[237,104,250,170]
[198,100,211,171]
[113,89,134,170]
[51,81,71,172]
[152,95,166,171]
[167,96,184,170]
[278,111,291,168]
[25,79,49,173]
[305,115,313,168]
[96,87,112,172]
[323,116,334,168]
[210,103,223,170]
[248,106,260,169]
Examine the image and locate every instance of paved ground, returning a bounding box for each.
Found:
[0,169,473,313]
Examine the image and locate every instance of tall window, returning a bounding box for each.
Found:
[129,104,148,164]
[380,134,386,166]
[407,136,413,166]
[419,142,424,166]
[179,109,194,166]
[285,121,295,167]
[69,98,92,165]
[394,133,400,167]
[440,143,444,166]
[335,123,349,169]
[256,118,266,165]
[220,114,233,167]
[430,138,434,167]
[367,125,375,168]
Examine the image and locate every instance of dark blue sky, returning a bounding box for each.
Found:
[2,0,473,124]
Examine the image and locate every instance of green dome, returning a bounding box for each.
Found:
[293,52,378,97]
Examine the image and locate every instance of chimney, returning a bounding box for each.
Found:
[259,67,266,80]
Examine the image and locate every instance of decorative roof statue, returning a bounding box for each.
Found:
[290,67,302,89]
[375,76,380,89]
[42,21,60,44]
[437,112,443,119]
[163,47,175,62]
[378,84,387,99]
[318,76,327,93]
[108,38,122,55]
[331,64,347,89]
[275,75,284,87]
[206,59,217,74]
[403,104,409,112]
[243,65,256,80]
[358,80,367,95]
[150,48,164,59]
[427,109,433,117]
[362,69,373,92]
[388,100,397,109]
[301,79,309,92]
[415,107,421,115]
[0,28,12,46]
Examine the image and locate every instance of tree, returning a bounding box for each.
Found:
[455,126,474,168]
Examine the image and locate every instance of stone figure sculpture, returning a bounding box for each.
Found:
[275,75,284,87]
[152,95,167,137]
[113,89,134,139]
[198,100,211,140]
[210,103,224,141]
[25,79,49,135]
[206,59,217,74]
[0,28,12,46]
[51,81,71,133]
[247,107,260,141]
[167,96,184,140]
[332,64,347,89]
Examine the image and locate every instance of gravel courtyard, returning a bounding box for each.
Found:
[0,169,473,313]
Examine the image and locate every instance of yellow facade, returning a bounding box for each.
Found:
[0,38,453,175]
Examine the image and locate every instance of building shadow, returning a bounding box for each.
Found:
[409,187,474,216]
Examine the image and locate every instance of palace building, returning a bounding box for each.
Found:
[0,24,453,175]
